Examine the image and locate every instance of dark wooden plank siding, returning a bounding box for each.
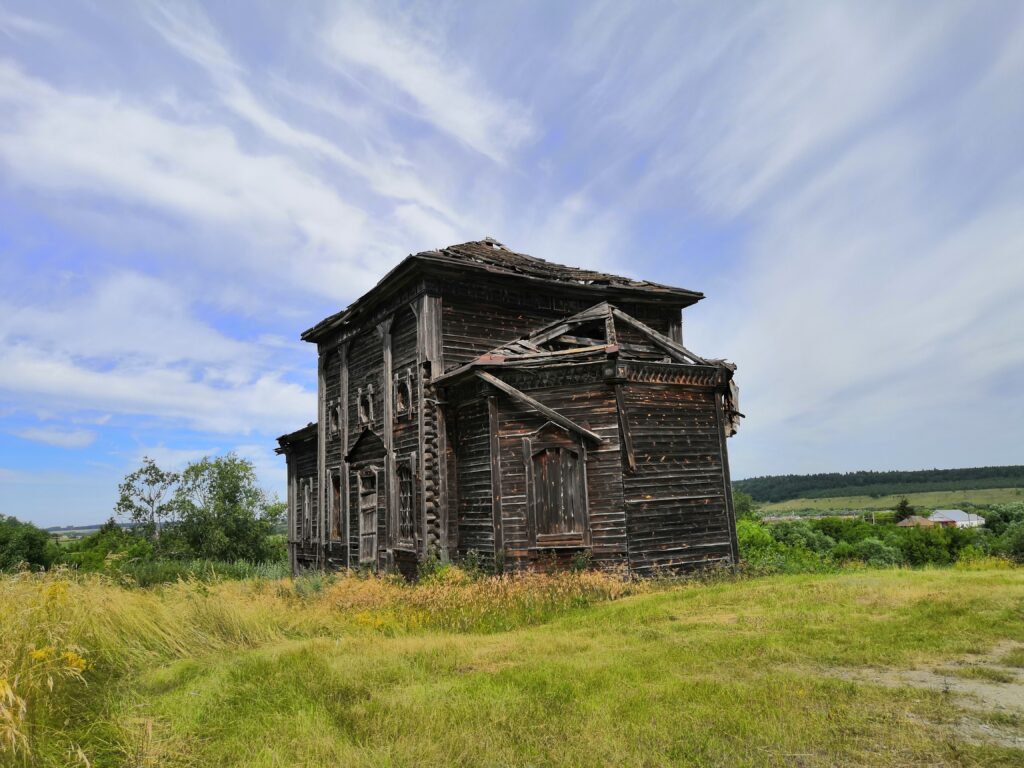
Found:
[391,307,419,458]
[453,396,494,561]
[620,383,733,573]
[289,438,319,570]
[347,329,384,440]
[492,368,627,571]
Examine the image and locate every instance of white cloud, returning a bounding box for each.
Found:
[0,271,254,367]
[14,427,96,449]
[142,0,468,231]
[0,61,386,300]
[0,10,61,40]
[324,3,535,163]
[0,343,313,435]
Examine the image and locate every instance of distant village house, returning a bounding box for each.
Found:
[276,239,742,577]
[927,509,984,528]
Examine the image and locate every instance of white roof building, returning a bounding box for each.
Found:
[928,509,984,528]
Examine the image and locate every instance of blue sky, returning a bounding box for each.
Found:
[1,0,1022,527]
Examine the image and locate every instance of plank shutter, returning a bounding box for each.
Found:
[357,468,378,565]
[525,431,589,548]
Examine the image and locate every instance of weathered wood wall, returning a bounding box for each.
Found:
[287,437,319,571]
[452,391,494,563]
[619,381,735,574]
[489,365,627,571]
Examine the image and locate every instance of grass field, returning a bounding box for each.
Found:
[2,567,1023,767]
[760,486,1024,515]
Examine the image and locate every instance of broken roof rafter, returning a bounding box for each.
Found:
[475,370,603,444]
[433,301,735,387]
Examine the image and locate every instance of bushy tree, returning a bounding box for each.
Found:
[852,537,903,567]
[114,458,179,548]
[770,521,836,553]
[997,521,1024,563]
[981,503,1024,536]
[172,454,284,562]
[894,497,913,522]
[0,515,59,570]
[732,490,759,521]
[61,517,153,571]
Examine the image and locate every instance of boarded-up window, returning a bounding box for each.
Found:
[526,437,588,546]
[396,454,416,548]
[357,468,379,564]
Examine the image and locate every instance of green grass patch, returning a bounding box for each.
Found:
[761,487,1023,514]
[3,569,1024,766]
[1001,647,1024,668]
[942,666,1017,684]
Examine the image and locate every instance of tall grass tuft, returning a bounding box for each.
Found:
[0,566,638,762]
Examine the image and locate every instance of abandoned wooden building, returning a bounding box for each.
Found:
[276,239,742,577]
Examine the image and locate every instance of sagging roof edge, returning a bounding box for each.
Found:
[274,422,317,454]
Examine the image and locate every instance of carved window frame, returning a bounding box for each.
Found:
[523,425,590,548]
[353,463,383,566]
[394,452,417,550]
[357,384,375,427]
[327,399,341,439]
[393,367,415,419]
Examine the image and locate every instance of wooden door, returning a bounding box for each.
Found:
[358,468,378,565]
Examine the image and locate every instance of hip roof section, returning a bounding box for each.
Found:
[301,238,704,342]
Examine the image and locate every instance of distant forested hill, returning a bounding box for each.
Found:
[734,466,1024,503]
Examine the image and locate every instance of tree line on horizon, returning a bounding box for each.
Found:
[734,465,1024,503]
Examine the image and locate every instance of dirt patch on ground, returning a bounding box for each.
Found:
[825,642,1024,750]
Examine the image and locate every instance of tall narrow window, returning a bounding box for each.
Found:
[330,472,342,540]
[328,401,340,437]
[357,384,374,426]
[396,459,415,547]
[394,368,414,418]
[358,469,377,564]
[302,480,312,543]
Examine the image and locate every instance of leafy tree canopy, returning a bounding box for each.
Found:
[171,453,283,562]
[0,515,58,571]
[114,457,179,549]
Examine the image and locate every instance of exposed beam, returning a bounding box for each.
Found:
[610,308,710,365]
[475,370,602,444]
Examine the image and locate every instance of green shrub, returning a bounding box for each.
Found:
[851,537,902,567]
[998,520,1024,563]
[0,516,59,571]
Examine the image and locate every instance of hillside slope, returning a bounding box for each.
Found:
[735,465,1024,502]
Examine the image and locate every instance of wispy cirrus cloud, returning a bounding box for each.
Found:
[323,3,536,163]
[14,427,96,449]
